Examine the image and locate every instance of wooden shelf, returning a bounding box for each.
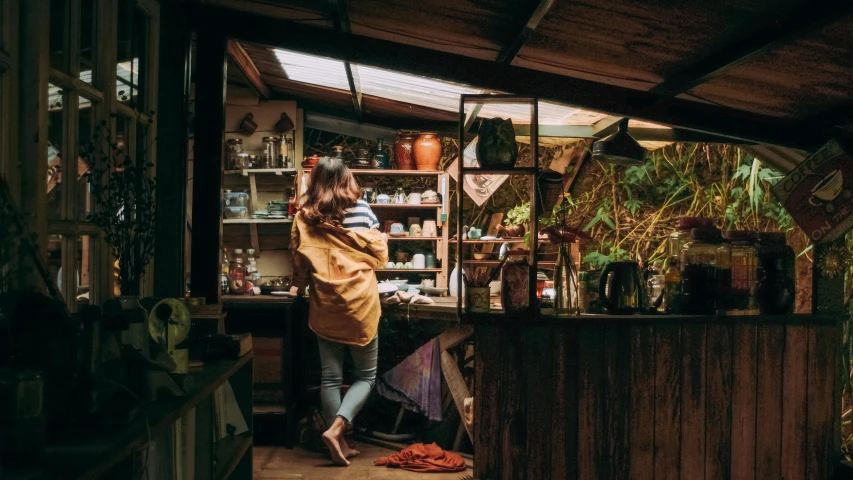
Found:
[305,168,442,176]
[214,432,253,480]
[376,268,442,273]
[369,203,440,208]
[387,236,440,241]
[223,218,292,224]
[225,168,297,176]
[460,167,538,175]
[464,260,556,267]
[455,239,526,244]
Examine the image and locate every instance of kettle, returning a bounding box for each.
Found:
[392,187,408,204]
[598,261,644,314]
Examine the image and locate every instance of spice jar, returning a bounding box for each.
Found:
[756,232,795,314]
[229,249,247,295]
[680,228,729,314]
[722,231,759,315]
[501,250,530,314]
[225,139,243,170]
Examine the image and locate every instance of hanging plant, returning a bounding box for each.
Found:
[81,114,157,295]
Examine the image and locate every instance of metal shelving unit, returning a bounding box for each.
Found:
[456,94,540,317]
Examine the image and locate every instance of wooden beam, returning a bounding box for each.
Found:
[328,0,363,121]
[304,112,397,142]
[226,40,271,99]
[187,4,820,150]
[650,2,853,97]
[441,351,473,441]
[496,0,556,65]
[191,28,227,304]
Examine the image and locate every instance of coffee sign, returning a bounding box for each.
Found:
[772,139,853,244]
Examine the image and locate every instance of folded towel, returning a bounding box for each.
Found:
[375,442,466,473]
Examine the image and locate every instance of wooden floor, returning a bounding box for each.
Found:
[254,443,471,479]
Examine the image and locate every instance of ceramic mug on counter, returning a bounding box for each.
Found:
[422,220,437,237]
[407,193,422,205]
[390,223,406,235]
[409,223,422,237]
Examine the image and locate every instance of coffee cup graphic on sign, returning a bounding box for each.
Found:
[808,169,845,208]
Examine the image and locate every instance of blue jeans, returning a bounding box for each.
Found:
[316,335,379,426]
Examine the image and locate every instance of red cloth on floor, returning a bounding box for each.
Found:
[374,442,466,473]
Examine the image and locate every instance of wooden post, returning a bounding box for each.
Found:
[190,27,227,304]
[154,0,190,298]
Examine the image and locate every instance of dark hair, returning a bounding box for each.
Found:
[298,157,360,226]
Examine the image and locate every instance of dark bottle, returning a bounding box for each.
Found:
[681,227,729,315]
[372,138,390,169]
[756,232,795,314]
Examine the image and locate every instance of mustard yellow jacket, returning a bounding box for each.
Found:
[291,212,389,346]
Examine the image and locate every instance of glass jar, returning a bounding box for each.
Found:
[668,217,712,266]
[646,261,665,313]
[722,231,759,315]
[229,250,246,295]
[332,145,346,166]
[756,232,796,314]
[225,139,243,170]
[501,250,530,314]
[680,228,729,314]
[262,136,280,168]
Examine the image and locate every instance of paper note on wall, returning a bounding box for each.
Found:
[772,139,853,244]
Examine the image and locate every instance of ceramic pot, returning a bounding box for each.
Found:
[394,131,417,170]
[498,224,526,238]
[466,287,491,313]
[476,117,517,169]
[413,132,441,171]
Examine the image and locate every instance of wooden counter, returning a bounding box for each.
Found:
[473,314,841,480]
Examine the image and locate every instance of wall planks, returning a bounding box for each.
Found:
[474,318,840,480]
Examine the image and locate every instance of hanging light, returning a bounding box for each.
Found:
[591,118,646,165]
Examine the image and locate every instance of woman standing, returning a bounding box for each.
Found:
[291,157,388,466]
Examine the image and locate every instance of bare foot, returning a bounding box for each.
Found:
[339,436,360,459]
[322,430,350,466]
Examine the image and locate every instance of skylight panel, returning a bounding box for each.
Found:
[273,49,350,91]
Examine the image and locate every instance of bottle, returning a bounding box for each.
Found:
[372,138,389,169]
[664,260,682,314]
[646,261,665,313]
[229,249,246,295]
[680,227,728,315]
[221,248,230,295]
[246,249,262,285]
[722,231,759,315]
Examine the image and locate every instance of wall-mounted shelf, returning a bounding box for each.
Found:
[387,236,441,241]
[225,168,298,176]
[464,260,556,268]
[223,219,293,224]
[455,239,526,244]
[304,168,443,177]
[376,268,443,273]
[460,167,538,175]
[369,203,440,209]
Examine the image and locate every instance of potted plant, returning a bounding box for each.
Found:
[499,201,529,238]
[82,115,156,355]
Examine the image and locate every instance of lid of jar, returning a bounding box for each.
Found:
[723,230,757,243]
[678,216,710,231]
[757,231,787,245]
[226,138,242,144]
[690,227,722,243]
[537,272,548,280]
[262,136,278,142]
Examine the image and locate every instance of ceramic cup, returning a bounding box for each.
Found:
[425,253,437,268]
[376,194,391,204]
[390,223,406,234]
[409,224,422,237]
[404,261,414,269]
[412,254,426,269]
[466,287,491,313]
[395,262,404,269]
[386,261,395,269]
[407,192,422,205]
[422,279,435,287]
[422,220,437,237]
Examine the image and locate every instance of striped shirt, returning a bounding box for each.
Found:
[343,199,379,232]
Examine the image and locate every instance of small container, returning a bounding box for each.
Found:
[425,253,437,268]
[229,250,246,295]
[681,228,729,314]
[501,250,530,314]
[756,232,796,314]
[646,261,665,313]
[225,139,243,170]
[668,217,711,266]
[224,206,248,219]
[262,136,281,168]
[247,154,259,169]
[224,190,250,207]
[237,152,249,169]
[723,231,759,315]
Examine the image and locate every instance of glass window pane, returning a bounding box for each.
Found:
[78,96,94,220]
[49,0,68,71]
[117,0,148,109]
[79,0,97,84]
[47,234,62,291]
[75,235,94,309]
[47,83,64,221]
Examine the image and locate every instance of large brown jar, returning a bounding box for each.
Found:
[413,132,441,171]
[394,131,417,170]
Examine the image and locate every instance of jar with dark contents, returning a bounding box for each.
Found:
[722,231,759,315]
[756,232,795,314]
[665,217,711,313]
[500,250,530,314]
[680,228,729,314]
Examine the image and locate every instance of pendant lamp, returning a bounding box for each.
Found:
[591,118,646,165]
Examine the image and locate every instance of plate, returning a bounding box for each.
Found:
[388,232,409,237]
[480,235,498,240]
[378,283,399,295]
[270,291,291,296]
[268,215,286,219]
[419,286,448,296]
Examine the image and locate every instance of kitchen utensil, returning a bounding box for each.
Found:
[425,253,437,268]
[412,254,426,269]
[422,220,438,237]
[302,154,320,168]
[473,252,493,260]
[224,206,248,219]
[224,191,250,207]
[409,224,422,237]
[598,261,644,314]
[239,113,257,134]
[390,223,406,235]
[407,192,422,204]
[353,147,371,169]
[392,187,408,204]
[376,193,391,204]
[274,112,294,133]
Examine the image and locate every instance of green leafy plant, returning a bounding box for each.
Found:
[81,115,156,295]
[504,201,530,226]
